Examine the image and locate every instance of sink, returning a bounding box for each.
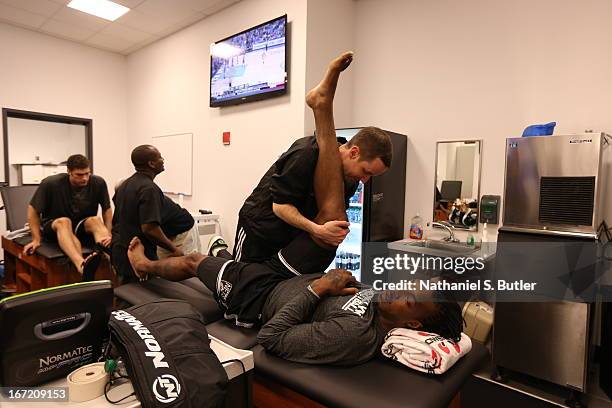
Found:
[388,239,480,257]
[408,240,480,254]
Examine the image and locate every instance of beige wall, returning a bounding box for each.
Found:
[126,0,308,248]
[3,0,612,246]
[352,0,612,238]
[0,23,128,235]
[304,0,356,135]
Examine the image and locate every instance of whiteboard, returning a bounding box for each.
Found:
[151,133,193,195]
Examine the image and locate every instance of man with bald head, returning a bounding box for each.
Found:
[111,145,185,282]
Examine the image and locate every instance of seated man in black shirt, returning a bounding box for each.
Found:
[24,154,112,276]
[126,52,463,365]
[111,145,186,282]
[156,195,201,258]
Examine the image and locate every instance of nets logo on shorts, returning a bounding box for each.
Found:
[153,374,181,403]
[218,280,233,302]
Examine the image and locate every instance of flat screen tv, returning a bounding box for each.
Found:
[210,15,287,107]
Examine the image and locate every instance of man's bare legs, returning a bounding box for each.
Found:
[127,237,204,281]
[83,216,112,247]
[52,218,87,272]
[305,52,354,244]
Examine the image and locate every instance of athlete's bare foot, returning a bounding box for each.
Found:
[127,237,149,281]
[306,51,353,110]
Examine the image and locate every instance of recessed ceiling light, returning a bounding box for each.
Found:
[67,0,130,22]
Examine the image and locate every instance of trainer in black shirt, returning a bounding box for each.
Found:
[25,154,112,277]
[111,145,184,282]
[235,129,392,263]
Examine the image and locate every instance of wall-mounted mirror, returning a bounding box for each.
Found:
[433,140,482,231]
[2,109,92,186]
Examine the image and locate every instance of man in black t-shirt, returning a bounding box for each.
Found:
[235,125,393,264]
[24,154,112,276]
[156,195,201,258]
[111,145,185,282]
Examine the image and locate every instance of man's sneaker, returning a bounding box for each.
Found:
[207,235,228,257]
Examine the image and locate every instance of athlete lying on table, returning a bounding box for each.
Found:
[127,52,462,366]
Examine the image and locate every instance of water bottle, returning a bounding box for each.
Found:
[348,254,354,271]
[355,254,361,270]
[335,252,342,268]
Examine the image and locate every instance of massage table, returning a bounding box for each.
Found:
[114,277,489,408]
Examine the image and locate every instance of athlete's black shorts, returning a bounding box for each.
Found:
[197,232,336,327]
[266,232,336,276]
[41,217,92,245]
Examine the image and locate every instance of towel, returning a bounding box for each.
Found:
[381,328,472,374]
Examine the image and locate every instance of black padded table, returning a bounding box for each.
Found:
[206,319,259,350]
[114,278,222,323]
[252,343,488,408]
[13,235,95,260]
[114,279,490,408]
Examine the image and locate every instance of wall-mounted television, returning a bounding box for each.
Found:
[210,15,288,107]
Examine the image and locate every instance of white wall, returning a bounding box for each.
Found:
[0,23,128,236]
[352,0,612,239]
[304,0,356,135]
[126,0,308,248]
[7,118,86,165]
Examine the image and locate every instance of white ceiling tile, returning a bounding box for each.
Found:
[135,0,199,25]
[87,31,135,52]
[0,0,63,17]
[100,22,151,43]
[154,11,204,38]
[52,6,111,30]
[0,3,47,29]
[200,0,239,16]
[176,0,218,12]
[113,0,146,8]
[115,8,173,34]
[40,18,97,41]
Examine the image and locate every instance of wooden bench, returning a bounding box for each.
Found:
[2,236,116,294]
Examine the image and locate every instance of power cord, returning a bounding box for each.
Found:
[104,373,136,404]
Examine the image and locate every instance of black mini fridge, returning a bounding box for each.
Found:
[326,128,407,283]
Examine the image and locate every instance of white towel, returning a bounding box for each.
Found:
[381,328,472,374]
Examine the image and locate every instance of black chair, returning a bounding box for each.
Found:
[0,185,38,231]
[440,180,463,202]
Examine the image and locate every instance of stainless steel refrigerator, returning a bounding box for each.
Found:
[326,128,407,282]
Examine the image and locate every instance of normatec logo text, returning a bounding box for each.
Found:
[111,310,169,369]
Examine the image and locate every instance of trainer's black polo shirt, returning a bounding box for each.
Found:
[239,136,357,248]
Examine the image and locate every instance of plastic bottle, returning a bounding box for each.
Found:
[409,214,424,240]
[467,232,476,247]
[341,252,348,270]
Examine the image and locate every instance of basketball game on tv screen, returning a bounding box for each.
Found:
[210,15,287,107]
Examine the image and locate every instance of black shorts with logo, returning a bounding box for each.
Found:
[197,257,292,328]
[41,217,92,245]
[197,232,336,327]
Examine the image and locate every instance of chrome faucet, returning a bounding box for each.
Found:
[431,221,459,243]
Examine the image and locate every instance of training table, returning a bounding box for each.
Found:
[2,235,115,293]
[114,277,489,408]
